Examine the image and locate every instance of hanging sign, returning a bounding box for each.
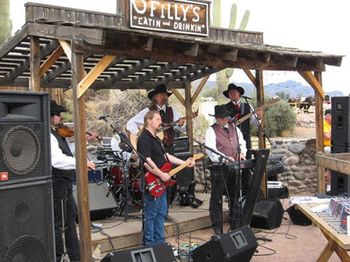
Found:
[129,0,209,36]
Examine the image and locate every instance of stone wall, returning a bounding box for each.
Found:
[193,138,318,195]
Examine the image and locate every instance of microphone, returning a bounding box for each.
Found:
[241,95,252,100]
[97,114,109,120]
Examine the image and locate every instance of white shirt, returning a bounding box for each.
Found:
[110,133,132,161]
[205,124,247,163]
[50,133,76,170]
[126,105,182,134]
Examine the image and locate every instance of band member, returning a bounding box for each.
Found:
[205,105,246,234]
[137,110,195,245]
[50,100,95,261]
[223,83,262,159]
[110,133,138,161]
[126,83,185,154]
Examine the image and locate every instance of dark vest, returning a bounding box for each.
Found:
[149,105,174,146]
[51,129,75,178]
[225,101,252,149]
[212,123,239,159]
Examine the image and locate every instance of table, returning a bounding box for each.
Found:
[296,203,350,262]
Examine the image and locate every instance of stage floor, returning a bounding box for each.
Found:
[89,193,228,255]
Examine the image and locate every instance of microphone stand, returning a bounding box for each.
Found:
[192,137,234,235]
[242,96,272,198]
[99,117,147,224]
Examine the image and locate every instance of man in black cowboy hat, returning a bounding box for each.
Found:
[50,100,95,262]
[223,83,262,159]
[126,83,185,154]
[205,105,247,234]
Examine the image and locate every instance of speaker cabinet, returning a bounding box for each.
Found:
[174,152,194,188]
[0,92,50,185]
[191,225,257,262]
[101,242,176,262]
[73,182,118,220]
[330,145,350,195]
[0,180,55,262]
[331,96,350,147]
[250,199,284,229]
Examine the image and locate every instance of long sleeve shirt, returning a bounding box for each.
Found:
[126,105,182,134]
[50,133,76,170]
[205,124,247,163]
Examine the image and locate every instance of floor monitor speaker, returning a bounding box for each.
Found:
[250,198,284,229]
[73,182,118,220]
[191,225,257,262]
[101,242,175,262]
[0,180,55,262]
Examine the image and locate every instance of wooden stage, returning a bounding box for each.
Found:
[89,193,229,254]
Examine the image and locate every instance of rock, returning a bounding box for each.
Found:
[283,155,300,165]
[288,143,306,154]
[293,172,306,180]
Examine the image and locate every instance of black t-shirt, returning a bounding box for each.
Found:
[137,129,167,168]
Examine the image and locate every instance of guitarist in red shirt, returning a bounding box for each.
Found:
[137,110,195,245]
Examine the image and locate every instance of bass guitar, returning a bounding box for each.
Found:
[145,153,204,198]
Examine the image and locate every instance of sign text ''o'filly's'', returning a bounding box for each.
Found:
[129,0,209,37]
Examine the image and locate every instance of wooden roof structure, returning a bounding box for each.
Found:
[0,2,343,261]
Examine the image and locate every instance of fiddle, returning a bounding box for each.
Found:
[54,124,102,142]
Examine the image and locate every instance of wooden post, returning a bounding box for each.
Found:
[29,36,40,91]
[185,82,193,153]
[314,71,325,193]
[117,0,128,26]
[71,43,92,261]
[255,70,267,196]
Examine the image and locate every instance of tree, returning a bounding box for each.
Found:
[0,0,12,45]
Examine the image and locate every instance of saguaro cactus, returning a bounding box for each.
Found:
[0,0,12,44]
[211,0,250,97]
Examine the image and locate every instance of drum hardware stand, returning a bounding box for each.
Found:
[60,199,71,262]
[98,116,146,226]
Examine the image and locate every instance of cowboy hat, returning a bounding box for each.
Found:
[147,84,173,100]
[209,105,231,118]
[223,83,245,98]
[50,100,67,116]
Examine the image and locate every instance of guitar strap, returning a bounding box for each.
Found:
[156,136,170,163]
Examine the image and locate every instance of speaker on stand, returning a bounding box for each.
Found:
[0,91,55,262]
[330,96,350,195]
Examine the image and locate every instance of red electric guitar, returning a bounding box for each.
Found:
[144,153,204,198]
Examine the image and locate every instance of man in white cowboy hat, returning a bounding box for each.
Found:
[205,104,247,234]
[223,83,262,159]
[126,83,185,154]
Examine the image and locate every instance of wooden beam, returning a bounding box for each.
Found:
[192,75,209,103]
[77,55,115,98]
[255,70,267,196]
[59,40,72,63]
[171,89,185,106]
[184,43,199,57]
[39,45,64,76]
[243,69,255,84]
[185,82,194,153]
[29,36,40,91]
[144,37,153,52]
[314,71,325,193]
[71,45,92,262]
[298,71,325,99]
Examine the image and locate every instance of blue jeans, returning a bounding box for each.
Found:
[143,191,167,245]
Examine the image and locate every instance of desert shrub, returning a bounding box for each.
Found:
[259,100,296,137]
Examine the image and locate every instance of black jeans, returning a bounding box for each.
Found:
[209,166,252,233]
[53,177,80,261]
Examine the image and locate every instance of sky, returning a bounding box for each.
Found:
[8,0,350,94]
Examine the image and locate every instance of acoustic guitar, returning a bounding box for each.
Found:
[144,153,203,198]
[128,110,198,149]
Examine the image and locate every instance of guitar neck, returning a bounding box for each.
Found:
[168,153,203,177]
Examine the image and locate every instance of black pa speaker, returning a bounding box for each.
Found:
[0,180,55,262]
[0,91,50,185]
[250,199,284,229]
[331,96,350,147]
[73,182,118,220]
[331,145,350,194]
[191,225,257,262]
[101,242,176,262]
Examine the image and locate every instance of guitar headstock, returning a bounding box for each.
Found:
[192,153,204,161]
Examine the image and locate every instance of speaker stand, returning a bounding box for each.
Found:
[60,199,71,262]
